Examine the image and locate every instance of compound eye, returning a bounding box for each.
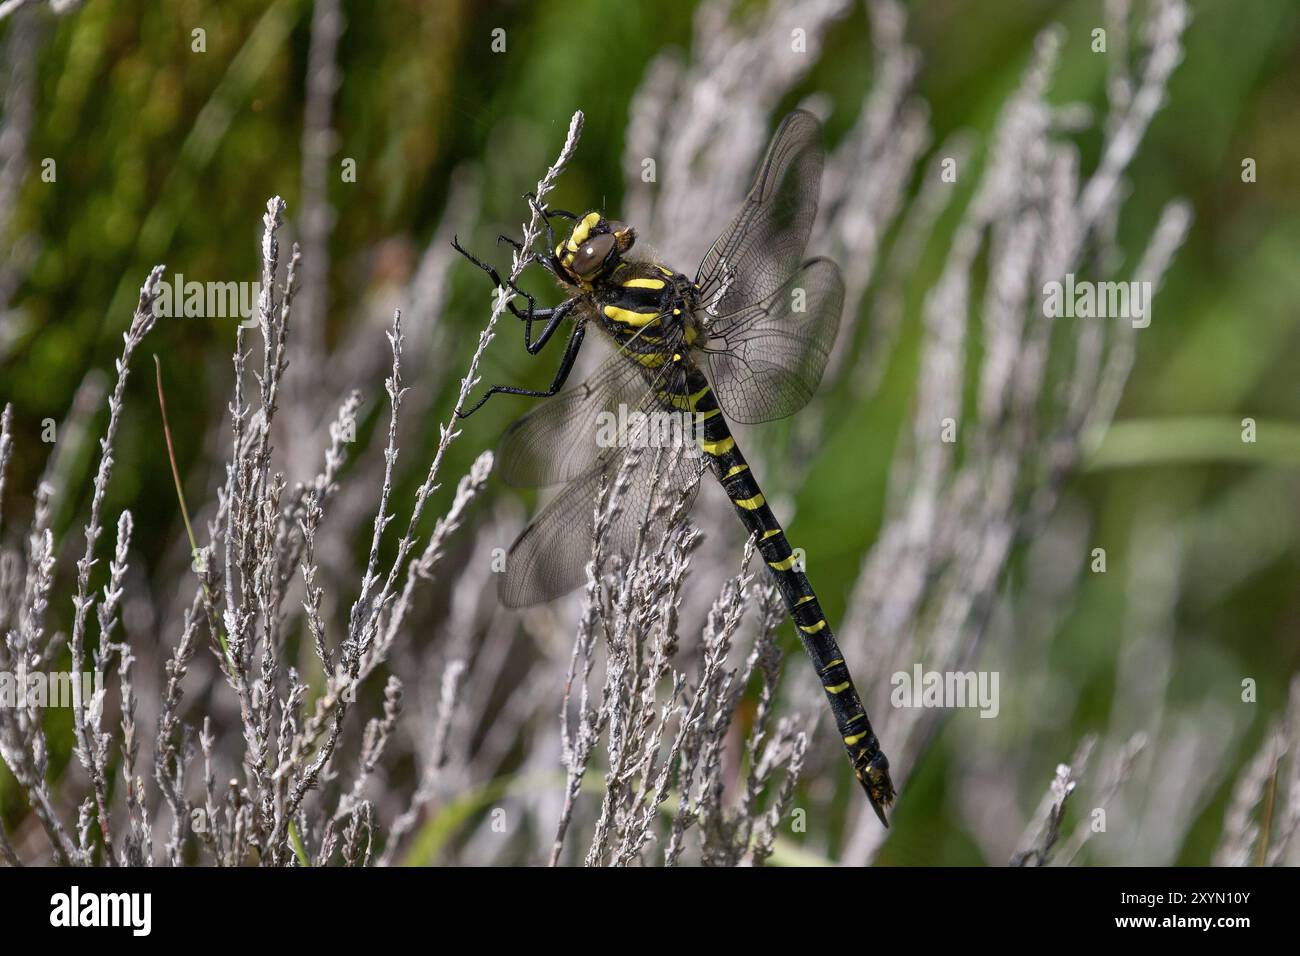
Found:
[571,232,615,278]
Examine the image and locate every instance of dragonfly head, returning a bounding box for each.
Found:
[555,212,637,285]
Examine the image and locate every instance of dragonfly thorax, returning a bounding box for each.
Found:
[590,258,701,356]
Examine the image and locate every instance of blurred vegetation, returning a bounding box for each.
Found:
[1,0,1298,864]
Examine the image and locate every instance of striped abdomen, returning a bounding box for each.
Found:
[670,363,895,821]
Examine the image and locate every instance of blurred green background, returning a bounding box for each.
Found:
[1,0,1298,864]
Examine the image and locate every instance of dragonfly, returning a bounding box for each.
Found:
[453,110,895,824]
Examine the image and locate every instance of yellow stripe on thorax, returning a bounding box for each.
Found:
[622,277,665,290]
[604,305,660,327]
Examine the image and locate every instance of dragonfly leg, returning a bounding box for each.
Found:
[523,191,579,221]
[524,193,578,258]
[453,237,582,351]
[458,321,587,418]
[498,234,565,283]
[451,236,535,320]
[522,296,579,354]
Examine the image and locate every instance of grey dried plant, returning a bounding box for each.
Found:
[4,0,1288,870]
[0,175,512,863]
[547,445,807,867]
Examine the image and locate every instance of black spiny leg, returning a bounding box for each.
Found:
[452,236,575,348]
[517,296,579,354]
[487,196,580,285]
[498,234,565,283]
[452,236,532,320]
[458,322,587,418]
[524,192,578,223]
[453,222,588,417]
[534,200,578,255]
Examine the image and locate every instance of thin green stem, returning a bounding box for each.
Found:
[154,356,199,556]
[154,355,231,663]
[1086,417,1300,470]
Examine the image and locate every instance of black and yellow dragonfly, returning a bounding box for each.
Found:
[454,110,895,824]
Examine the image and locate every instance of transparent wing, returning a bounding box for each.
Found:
[694,110,825,321]
[698,257,843,424]
[501,411,707,608]
[498,307,692,488]
[498,343,661,488]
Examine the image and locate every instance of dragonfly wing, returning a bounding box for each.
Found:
[700,257,843,424]
[694,110,825,321]
[501,408,706,608]
[498,341,663,488]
